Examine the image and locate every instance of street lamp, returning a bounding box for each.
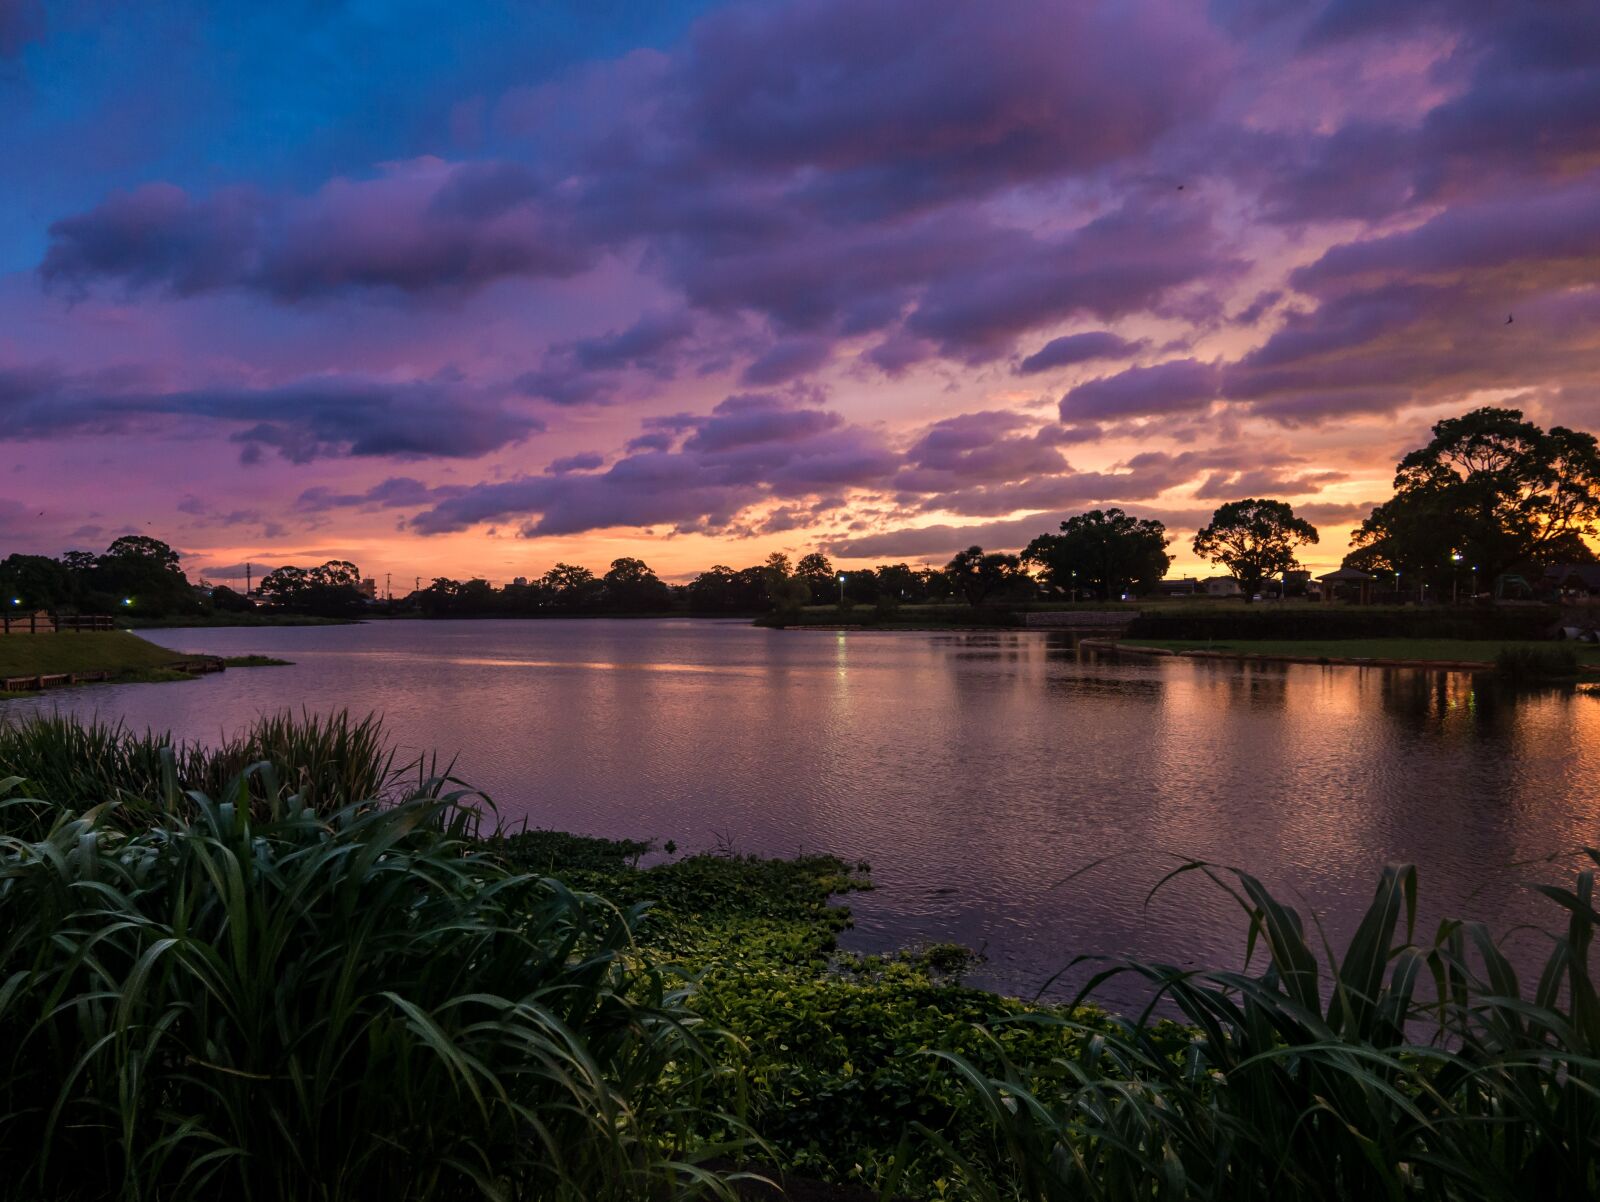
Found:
[1451,551,1463,604]
[837,572,845,606]
[1070,569,1077,603]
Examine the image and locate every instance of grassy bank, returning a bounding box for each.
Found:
[0,629,188,677]
[4,711,1600,1200]
[1120,636,1600,668]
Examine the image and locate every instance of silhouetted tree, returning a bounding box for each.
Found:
[1193,499,1319,602]
[795,552,835,604]
[1023,508,1172,599]
[1351,407,1600,589]
[944,545,1023,607]
[601,557,671,611]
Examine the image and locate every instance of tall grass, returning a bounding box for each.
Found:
[0,709,419,837]
[936,860,1600,1201]
[0,767,750,1202]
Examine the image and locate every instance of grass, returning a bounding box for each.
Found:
[221,653,293,666]
[1119,636,1600,667]
[0,630,188,677]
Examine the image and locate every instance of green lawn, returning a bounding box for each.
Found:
[0,631,189,678]
[1121,637,1600,666]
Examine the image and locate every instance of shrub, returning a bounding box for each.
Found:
[1493,645,1580,681]
[0,774,747,1202]
[939,860,1600,1201]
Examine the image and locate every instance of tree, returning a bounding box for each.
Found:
[1193,499,1319,601]
[540,563,602,611]
[92,535,196,614]
[259,560,367,616]
[1022,508,1172,600]
[0,555,75,610]
[602,557,671,611]
[1351,407,1600,588]
[943,545,1023,607]
[794,552,835,605]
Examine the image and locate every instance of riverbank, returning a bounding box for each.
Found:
[128,612,356,628]
[1099,635,1600,671]
[0,632,290,696]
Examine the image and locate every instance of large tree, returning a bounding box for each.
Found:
[794,552,836,605]
[602,557,671,611]
[943,545,1023,607]
[1351,407,1600,587]
[1022,508,1172,600]
[1193,499,1319,601]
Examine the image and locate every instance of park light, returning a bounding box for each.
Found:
[9,598,18,606]
[122,597,133,606]
[1451,552,1463,562]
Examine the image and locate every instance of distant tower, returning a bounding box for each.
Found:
[385,572,392,601]
[245,563,252,595]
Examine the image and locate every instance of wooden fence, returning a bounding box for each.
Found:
[0,612,117,635]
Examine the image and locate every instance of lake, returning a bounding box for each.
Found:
[13,619,1600,1002]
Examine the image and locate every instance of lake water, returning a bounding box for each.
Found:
[12,619,1600,1002]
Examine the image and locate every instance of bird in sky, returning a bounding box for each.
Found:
[1506,314,1514,324]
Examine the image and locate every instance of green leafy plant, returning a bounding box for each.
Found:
[936,860,1600,1201]
[0,772,751,1202]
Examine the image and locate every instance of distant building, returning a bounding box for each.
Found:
[512,576,529,587]
[1154,576,1202,597]
[1203,576,1242,597]
[357,578,378,599]
[1317,566,1376,604]
[1543,564,1600,600]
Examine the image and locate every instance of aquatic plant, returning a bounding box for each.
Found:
[937,859,1600,1201]
[0,771,749,1202]
[0,709,420,837]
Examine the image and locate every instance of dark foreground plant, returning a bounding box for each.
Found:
[936,860,1600,1201]
[0,769,749,1202]
[0,709,416,837]
[1493,645,1580,682]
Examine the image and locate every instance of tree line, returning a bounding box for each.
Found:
[3,406,1594,619]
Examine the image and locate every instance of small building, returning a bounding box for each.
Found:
[1542,564,1600,600]
[1203,576,1242,598]
[1317,566,1376,604]
[358,578,378,599]
[1154,576,1202,597]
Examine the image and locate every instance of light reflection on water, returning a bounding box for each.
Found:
[10,619,1599,1005]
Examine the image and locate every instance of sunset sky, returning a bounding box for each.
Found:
[2,0,1597,588]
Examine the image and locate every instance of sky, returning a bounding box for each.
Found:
[2,0,1598,589]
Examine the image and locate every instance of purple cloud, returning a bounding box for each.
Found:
[1059,359,1223,421]
[1017,331,1146,374]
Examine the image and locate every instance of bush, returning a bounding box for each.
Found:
[940,860,1600,1201]
[0,776,746,1202]
[1493,644,1580,681]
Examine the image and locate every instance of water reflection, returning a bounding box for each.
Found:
[8,620,1598,1005]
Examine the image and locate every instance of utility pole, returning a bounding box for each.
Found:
[385,572,391,601]
[245,563,252,596]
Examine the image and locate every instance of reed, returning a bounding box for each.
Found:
[0,709,415,837]
[936,860,1600,1201]
[0,768,751,1202]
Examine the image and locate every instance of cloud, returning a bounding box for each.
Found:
[1060,359,1223,421]
[1017,331,1146,374]
[42,159,590,302]
[0,364,543,462]
[411,393,896,536]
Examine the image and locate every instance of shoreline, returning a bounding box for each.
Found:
[1083,636,1600,674]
